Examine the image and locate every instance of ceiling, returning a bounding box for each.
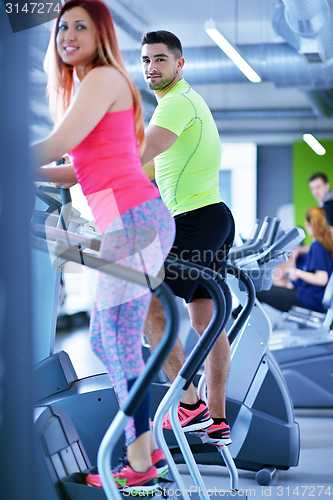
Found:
[29,0,333,145]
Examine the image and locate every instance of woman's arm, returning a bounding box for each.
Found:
[31,67,124,169]
[287,267,329,287]
[291,245,310,261]
[33,164,77,184]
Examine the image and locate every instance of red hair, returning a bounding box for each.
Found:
[306,206,333,257]
[44,0,145,153]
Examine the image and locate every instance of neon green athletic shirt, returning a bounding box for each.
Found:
[150,80,222,216]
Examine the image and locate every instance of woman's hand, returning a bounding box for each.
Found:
[53,155,77,188]
[33,161,77,184]
[285,267,299,282]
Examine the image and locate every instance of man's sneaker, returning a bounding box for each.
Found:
[151,449,169,478]
[204,419,232,446]
[161,401,213,432]
[86,457,159,495]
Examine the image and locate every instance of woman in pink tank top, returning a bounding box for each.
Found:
[31,0,175,494]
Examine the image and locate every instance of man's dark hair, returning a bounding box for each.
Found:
[141,30,182,58]
[308,172,329,184]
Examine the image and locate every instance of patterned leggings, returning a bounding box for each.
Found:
[90,198,175,445]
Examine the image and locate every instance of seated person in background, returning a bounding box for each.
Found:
[257,207,333,313]
[273,172,333,287]
[272,243,308,288]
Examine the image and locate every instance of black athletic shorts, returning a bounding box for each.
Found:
[164,202,235,303]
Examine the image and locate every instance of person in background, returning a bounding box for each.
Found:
[309,172,333,227]
[31,0,175,494]
[273,171,333,287]
[257,207,333,313]
[140,30,235,446]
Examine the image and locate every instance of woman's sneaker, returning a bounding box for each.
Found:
[161,401,213,432]
[202,419,232,446]
[151,449,169,478]
[86,457,159,495]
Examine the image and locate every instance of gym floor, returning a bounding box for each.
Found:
[55,314,333,499]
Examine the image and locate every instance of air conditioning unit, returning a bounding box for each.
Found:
[298,37,326,63]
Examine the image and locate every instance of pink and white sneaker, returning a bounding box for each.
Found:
[160,401,213,432]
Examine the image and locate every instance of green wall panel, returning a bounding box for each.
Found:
[293,140,333,244]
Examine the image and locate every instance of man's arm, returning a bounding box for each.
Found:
[141,124,178,167]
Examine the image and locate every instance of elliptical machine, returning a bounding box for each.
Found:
[266,268,333,408]
[147,218,304,485]
[31,189,302,491]
[239,215,333,409]
[31,187,241,499]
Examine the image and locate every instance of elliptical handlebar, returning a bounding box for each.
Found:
[262,217,281,249]
[229,216,273,261]
[257,226,305,266]
[228,218,305,292]
[227,264,256,345]
[239,218,261,248]
[165,257,232,386]
[33,185,62,211]
[150,258,237,500]
[57,188,72,232]
[98,259,232,500]
[60,187,71,206]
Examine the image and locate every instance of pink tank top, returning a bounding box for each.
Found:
[69,108,159,234]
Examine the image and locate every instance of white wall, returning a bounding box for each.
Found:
[220,142,257,241]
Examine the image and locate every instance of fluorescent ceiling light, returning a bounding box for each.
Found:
[205,20,261,83]
[303,134,326,155]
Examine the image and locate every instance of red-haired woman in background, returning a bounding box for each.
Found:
[257,206,333,313]
[31,0,175,494]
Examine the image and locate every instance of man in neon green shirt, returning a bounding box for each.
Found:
[141,31,235,445]
[147,78,222,216]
